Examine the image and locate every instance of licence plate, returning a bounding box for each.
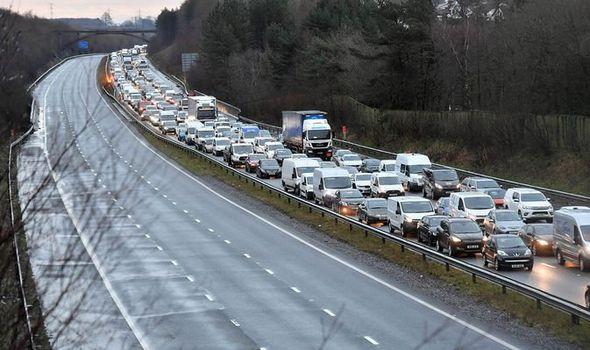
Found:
[511,264,524,268]
[467,245,479,249]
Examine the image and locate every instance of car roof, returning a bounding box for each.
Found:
[373,171,398,177]
[388,197,431,203]
[444,217,474,223]
[510,187,541,194]
[380,159,396,164]
[451,192,490,198]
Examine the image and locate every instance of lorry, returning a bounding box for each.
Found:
[188,96,217,121]
[282,110,333,160]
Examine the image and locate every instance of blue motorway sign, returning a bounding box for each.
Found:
[78,40,89,50]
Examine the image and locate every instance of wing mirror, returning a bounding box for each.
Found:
[514,198,520,203]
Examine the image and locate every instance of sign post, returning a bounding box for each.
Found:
[181,53,199,84]
[342,125,348,140]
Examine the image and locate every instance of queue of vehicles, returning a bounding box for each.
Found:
[110,48,590,295]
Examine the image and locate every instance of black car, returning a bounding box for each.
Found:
[517,223,554,256]
[436,218,484,257]
[332,189,364,217]
[422,168,460,199]
[417,215,448,246]
[358,198,388,225]
[245,154,266,173]
[256,159,281,179]
[360,158,381,173]
[483,234,533,271]
[273,148,293,166]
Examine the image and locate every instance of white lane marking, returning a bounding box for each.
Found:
[119,206,124,210]
[147,181,151,184]
[186,276,194,282]
[127,215,132,219]
[208,228,214,233]
[290,287,301,293]
[364,336,379,345]
[135,224,141,229]
[183,210,188,214]
[171,201,176,206]
[162,194,167,198]
[541,263,556,269]
[156,246,163,251]
[243,254,251,259]
[154,187,159,191]
[205,294,214,302]
[264,269,274,275]
[194,219,201,223]
[98,71,519,350]
[322,309,335,317]
[230,319,240,327]
[144,234,150,239]
[170,260,178,266]
[224,240,231,244]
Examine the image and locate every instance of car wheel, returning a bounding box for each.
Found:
[389,222,395,234]
[494,258,501,271]
[580,258,589,272]
[531,243,537,256]
[527,263,534,272]
[435,240,443,252]
[585,292,590,309]
[400,224,407,238]
[447,244,454,257]
[417,232,423,243]
[546,218,553,223]
[295,187,300,196]
[422,188,427,198]
[483,254,488,267]
[556,250,565,265]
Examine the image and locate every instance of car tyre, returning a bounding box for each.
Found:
[580,258,589,272]
[417,232,423,243]
[447,244,454,257]
[531,243,537,257]
[556,250,565,265]
[585,292,590,309]
[483,255,488,267]
[400,224,407,238]
[389,222,395,234]
[435,240,443,253]
[494,258,501,271]
[527,263,534,272]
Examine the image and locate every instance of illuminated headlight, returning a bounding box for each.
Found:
[497,250,508,256]
[537,239,548,246]
[585,246,590,254]
[435,183,443,190]
[456,184,461,189]
[404,216,413,223]
[450,236,462,243]
[524,249,532,256]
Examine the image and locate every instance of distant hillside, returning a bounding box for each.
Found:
[54,17,107,30]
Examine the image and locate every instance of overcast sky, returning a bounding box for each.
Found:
[2,0,183,22]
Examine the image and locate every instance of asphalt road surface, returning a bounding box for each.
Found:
[19,54,561,349]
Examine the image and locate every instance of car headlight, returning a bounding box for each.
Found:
[536,239,548,246]
[456,184,461,189]
[341,202,349,206]
[450,236,462,243]
[435,183,443,189]
[522,206,532,210]
[498,226,508,232]
[585,246,590,255]
[497,250,508,256]
[404,216,413,223]
[524,249,532,256]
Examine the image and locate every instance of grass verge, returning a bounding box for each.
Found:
[132,122,590,346]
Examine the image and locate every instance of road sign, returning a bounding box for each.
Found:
[78,40,89,50]
[181,53,199,73]
[342,125,348,139]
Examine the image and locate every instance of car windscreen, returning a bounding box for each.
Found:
[496,236,526,249]
[382,164,396,171]
[303,175,313,183]
[297,167,319,177]
[433,170,458,181]
[408,164,430,174]
[342,154,361,161]
[275,149,292,156]
[401,201,433,213]
[258,139,271,146]
[379,176,401,185]
[321,162,337,168]
[355,174,372,182]
[260,130,271,138]
[496,211,521,222]
[307,129,331,140]
[198,130,215,138]
[216,139,230,146]
[340,190,363,198]
[243,129,260,138]
[324,176,351,189]
[438,198,450,205]
[163,121,175,126]
[427,217,445,227]
[260,159,279,167]
[533,224,553,236]
[367,200,387,209]
[364,159,380,166]
[450,221,481,233]
[580,225,590,241]
[464,196,494,210]
[477,179,500,188]
[521,193,546,202]
[187,127,196,134]
[267,143,283,151]
[248,154,265,161]
[233,145,253,154]
[484,189,506,199]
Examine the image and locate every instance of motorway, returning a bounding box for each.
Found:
[18,54,568,349]
[144,62,590,308]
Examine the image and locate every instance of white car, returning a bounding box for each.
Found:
[264,142,284,159]
[212,137,231,156]
[253,137,274,153]
[353,173,372,196]
[387,197,434,237]
[379,159,396,172]
[291,153,308,159]
[504,188,553,222]
[299,173,315,200]
[337,153,363,168]
[370,172,405,198]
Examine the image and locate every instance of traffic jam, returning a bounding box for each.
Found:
[109,47,590,308]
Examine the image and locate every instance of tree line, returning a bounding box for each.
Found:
[150,0,590,116]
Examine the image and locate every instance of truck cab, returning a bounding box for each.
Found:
[282,111,333,160]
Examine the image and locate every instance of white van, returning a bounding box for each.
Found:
[313,168,352,206]
[282,158,320,193]
[370,172,405,198]
[379,159,396,172]
[449,192,495,226]
[395,153,431,191]
[387,197,434,237]
[553,207,590,271]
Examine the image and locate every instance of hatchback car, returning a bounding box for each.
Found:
[483,209,525,236]
[245,154,267,173]
[256,159,281,179]
[273,149,293,166]
[332,189,365,217]
[422,168,460,199]
[360,158,381,173]
[436,218,484,257]
[482,234,533,271]
[358,198,388,225]
[435,197,451,216]
[517,223,554,256]
[482,188,506,208]
[417,215,448,246]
